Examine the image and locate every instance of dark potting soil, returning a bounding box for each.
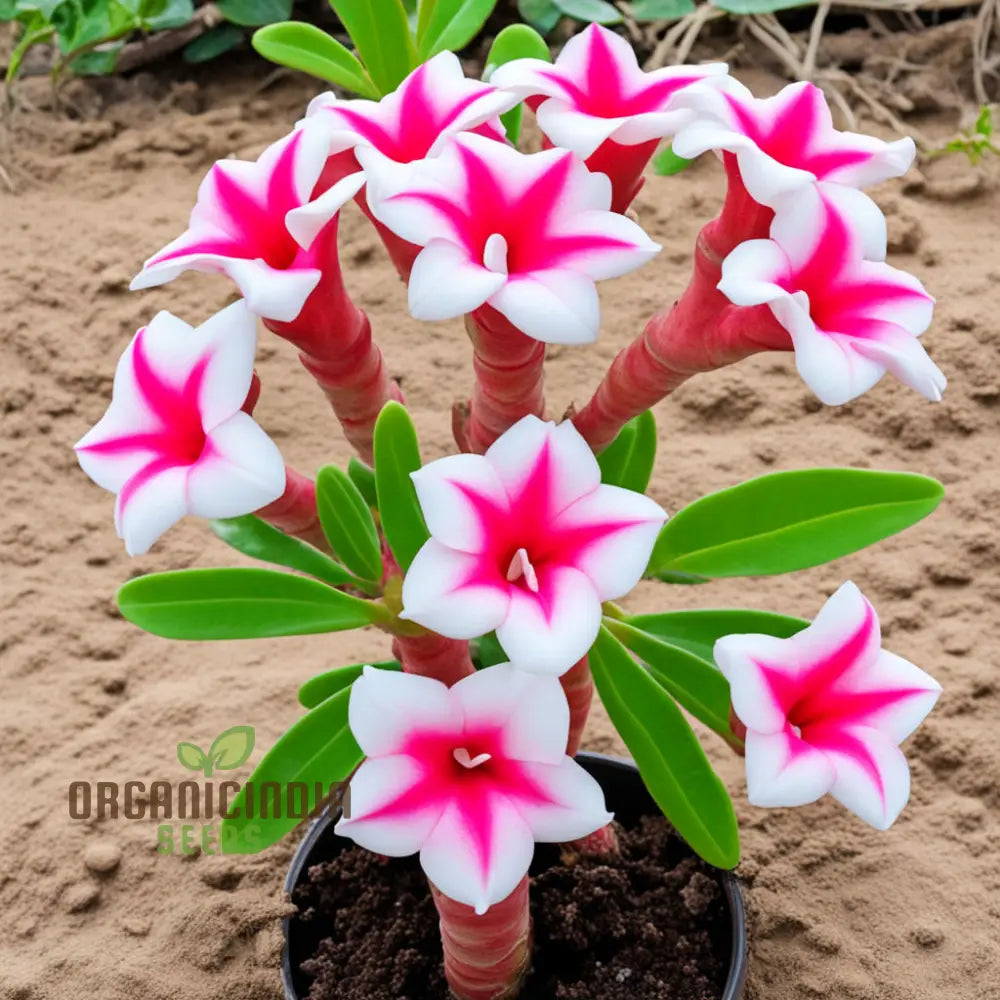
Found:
[292,815,730,1000]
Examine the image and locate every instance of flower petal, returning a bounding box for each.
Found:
[401,539,510,640]
[348,664,459,758]
[489,268,601,344]
[554,483,667,601]
[450,663,569,765]
[285,170,366,251]
[335,754,446,855]
[851,322,946,402]
[744,726,837,807]
[495,565,602,675]
[420,793,535,914]
[408,239,507,320]
[714,633,800,734]
[115,463,189,556]
[511,757,613,841]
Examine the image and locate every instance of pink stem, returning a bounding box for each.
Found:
[585,137,660,215]
[459,306,547,455]
[431,876,532,1000]
[567,823,620,857]
[254,467,327,550]
[391,633,476,687]
[572,155,789,451]
[561,657,593,758]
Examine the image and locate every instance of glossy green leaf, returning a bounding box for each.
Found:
[117,568,386,640]
[552,0,622,24]
[648,569,710,585]
[484,23,550,144]
[596,409,656,493]
[604,619,732,740]
[714,0,813,12]
[516,0,560,33]
[626,608,809,664]
[589,628,740,869]
[217,0,289,25]
[628,0,694,17]
[373,402,429,572]
[652,144,693,176]
[470,631,507,669]
[298,659,400,709]
[183,23,243,62]
[331,0,415,94]
[418,0,497,59]
[71,43,123,74]
[140,0,194,31]
[648,468,944,578]
[348,457,379,509]
[316,465,383,583]
[220,686,362,852]
[209,514,372,593]
[252,22,377,96]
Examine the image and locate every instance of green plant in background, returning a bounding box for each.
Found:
[928,105,999,165]
[0,0,296,88]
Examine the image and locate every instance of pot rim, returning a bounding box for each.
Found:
[280,750,748,1000]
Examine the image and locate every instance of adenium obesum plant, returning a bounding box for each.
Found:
[77,23,946,1000]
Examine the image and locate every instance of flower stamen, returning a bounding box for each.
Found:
[505,547,539,593]
[453,748,493,769]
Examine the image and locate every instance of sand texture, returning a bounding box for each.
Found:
[1,62,999,1000]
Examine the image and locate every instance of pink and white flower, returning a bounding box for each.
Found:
[337,663,612,913]
[74,303,285,556]
[715,581,941,830]
[718,183,944,405]
[306,50,514,166]
[361,132,661,344]
[490,24,727,211]
[672,78,915,208]
[130,121,364,322]
[401,416,667,675]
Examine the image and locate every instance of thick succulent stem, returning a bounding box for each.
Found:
[254,467,327,550]
[431,877,532,1000]
[571,155,789,451]
[265,211,402,463]
[560,656,593,757]
[585,137,659,215]
[392,632,476,687]
[460,308,547,455]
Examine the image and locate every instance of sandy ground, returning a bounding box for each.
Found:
[1,58,999,1000]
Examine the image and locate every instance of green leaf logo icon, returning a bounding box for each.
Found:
[177,741,209,773]
[208,725,256,774]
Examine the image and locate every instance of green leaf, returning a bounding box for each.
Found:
[209,724,256,772]
[117,568,386,640]
[209,514,372,592]
[220,686,363,852]
[552,0,622,24]
[330,0,415,95]
[652,144,693,176]
[15,0,63,17]
[252,22,377,96]
[589,628,740,869]
[373,402,429,572]
[183,23,244,62]
[470,631,507,669]
[713,0,814,12]
[298,659,400,708]
[177,741,208,772]
[484,23,550,143]
[605,619,733,740]
[516,0,560,33]
[627,608,808,663]
[70,42,123,74]
[628,0,694,17]
[975,105,993,139]
[216,0,289,25]
[418,0,498,59]
[0,0,20,20]
[348,457,379,509]
[647,468,944,578]
[596,410,656,493]
[316,465,383,583]
[648,569,710,585]
[140,0,193,30]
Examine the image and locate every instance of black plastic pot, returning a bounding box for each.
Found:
[281,751,749,1000]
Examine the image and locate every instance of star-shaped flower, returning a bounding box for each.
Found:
[718,183,944,404]
[715,581,941,829]
[400,415,667,675]
[672,78,915,207]
[362,132,661,344]
[130,121,363,322]
[338,663,612,914]
[75,303,285,555]
[491,23,727,211]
